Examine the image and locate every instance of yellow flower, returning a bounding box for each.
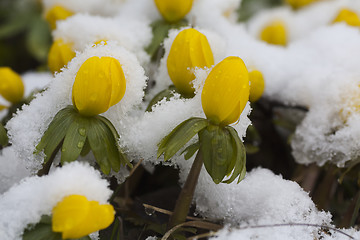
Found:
[167,28,214,97]
[260,21,287,46]
[333,8,360,27]
[52,195,115,239]
[249,70,265,102]
[45,5,74,30]
[48,39,76,74]
[93,39,108,46]
[0,67,24,104]
[285,0,318,9]
[72,56,126,116]
[154,0,194,23]
[201,56,249,126]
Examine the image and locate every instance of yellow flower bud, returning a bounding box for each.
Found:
[72,56,126,116]
[333,8,360,27]
[249,70,265,102]
[285,0,318,9]
[45,5,74,30]
[201,56,249,126]
[154,0,194,23]
[93,39,108,46]
[48,39,76,74]
[167,28,214,97]
[0,67,24,104]
[52,195,115,239]
[260,21,287,46]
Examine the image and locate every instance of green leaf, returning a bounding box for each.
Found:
[60,116,89,164]
[146,86,177,112]
[199,125,234,184]
[22,216,62,240]
[80,139,91,157]
[87,118,123,174]
[0,123,8,146]
[223,126,246,184]
[0,13,33,39]
[26,16,52,62]
[35,106,75,163]
[157,118,209,161]
[181,142,199,160]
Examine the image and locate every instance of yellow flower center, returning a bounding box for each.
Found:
[154,0,194,23]
[260,21,287,46]
[0,67,24,104]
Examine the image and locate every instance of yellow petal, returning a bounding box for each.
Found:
[285,0,318,9]
[249,70,265,102]
[93,39,108,46]
[260,21,287,46]
[333,8,360,27]
[0,67,24,104]
[52,195,115,239]
[72,56,126,116]
[52,195,90,237]
[201,56,249,126]
[167,28,214,96]
[45,5,74,30]
[154,0,193,23]
[48,39,76,74]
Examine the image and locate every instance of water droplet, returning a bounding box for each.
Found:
[77,141,84,148]
[78,128,86,136]
[145,207,155,216]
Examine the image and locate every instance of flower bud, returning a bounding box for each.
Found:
[249,70,265,102]
[48,39,76,74]
[167,28,214,96]
[72,56,126,116]
[52,195,114,239]
[285,0,318,9]
[154,0,193,23]
[45,5,74,30]
[260,21,287,46]
[0,67,24,104]
[333,8,360,27]
[201,56,249,126]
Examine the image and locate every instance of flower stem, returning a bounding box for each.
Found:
[167,150,203,230]
[37,142,62,176]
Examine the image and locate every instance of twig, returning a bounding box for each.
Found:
[162,221,222,240]
[142,203,200,221]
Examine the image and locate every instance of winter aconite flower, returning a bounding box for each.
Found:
[0,67,24,104]
[249,70,265,102]
[167,28,214,97]
[260,21,287,46]
[45,5,74,30]
[333,8,360,27]
[285,0,318,9]
[72,56,126,116]
[48,39,76,73]
[52,195,114,239]
[202,56,249,126]
[154,0,194,23]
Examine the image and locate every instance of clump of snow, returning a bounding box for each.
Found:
[42,0,124,16]
[6,43,147,172]
[54,14,151,65]
[121,67,251,166]
[0,147,31,194]
[0,161,112,240]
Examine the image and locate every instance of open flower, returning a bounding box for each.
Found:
[167,28,214,97]
[260,20,287,46]
[201,56,249,126]
[52,195,114,239]
[154,0,193,23]
[333,8,360,27]
[48,39,76,73]
[72,56,126,116]
[249,70,265,102]
[45,5,74,30]
[0,67,24,104]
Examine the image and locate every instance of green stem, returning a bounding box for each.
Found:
[167,150,203,230]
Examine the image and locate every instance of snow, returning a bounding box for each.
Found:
[0,162,112,240]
